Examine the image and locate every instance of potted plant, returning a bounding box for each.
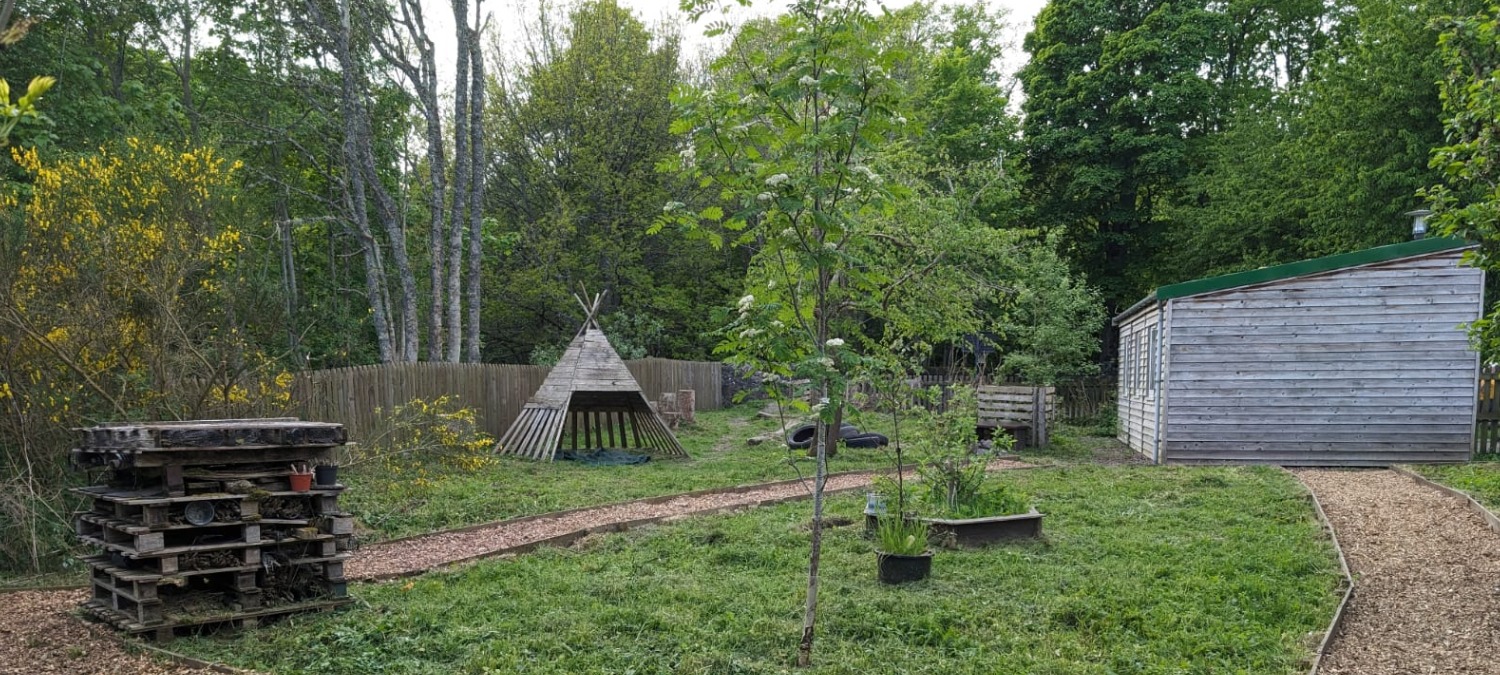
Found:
[288,462,313,492]
[873,515,932,584]
[311,458,339,487]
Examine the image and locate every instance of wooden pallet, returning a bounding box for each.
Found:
[77,419,347,451]
[84,596,352,641]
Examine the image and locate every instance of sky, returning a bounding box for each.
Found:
[420,0,1050,91]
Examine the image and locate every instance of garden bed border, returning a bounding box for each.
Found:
[1390,465,1500,536]
[1287,469,1355,675]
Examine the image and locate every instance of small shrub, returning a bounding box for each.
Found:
[341,396,497,531]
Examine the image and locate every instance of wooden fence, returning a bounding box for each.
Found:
[845,374,1115,424]
[1476,366,1500,458]
[1055,377,1115,423]
[290,359,723,442]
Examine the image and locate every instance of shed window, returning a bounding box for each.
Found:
[1146,326,1157,400]
[1121,332,1134,396]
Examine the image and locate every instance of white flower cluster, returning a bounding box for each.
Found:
[737,294,755,312]
[799,75,818,87]
[825,338,844,347]
[765,173,790,187]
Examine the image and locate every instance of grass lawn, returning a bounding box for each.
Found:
[173,465,1343,675]
[344,404,900,542]
[1407,462,1500,512]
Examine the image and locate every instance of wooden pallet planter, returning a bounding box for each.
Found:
[73,418,354,640]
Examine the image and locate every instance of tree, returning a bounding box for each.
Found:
[1425,6,1500,358]
[1165,0,1481,280]
[662,0,916,664]
[485,0,738,362]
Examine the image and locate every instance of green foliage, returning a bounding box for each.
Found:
[873,515,929,555]
[0,76,54,144]
[169,466,1345,675]
[1426,5,1500,358]
[484,0,738,362]
[1169,0,1475,281]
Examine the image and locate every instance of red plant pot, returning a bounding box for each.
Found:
[289,473,313,492]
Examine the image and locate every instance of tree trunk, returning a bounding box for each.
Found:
[798,379,833,668]
[464,2,485,363]
[446,0,471,362]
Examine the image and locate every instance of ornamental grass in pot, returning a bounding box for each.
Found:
[873,515,932,584]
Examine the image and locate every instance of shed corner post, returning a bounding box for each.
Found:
[1153,298,1168,465]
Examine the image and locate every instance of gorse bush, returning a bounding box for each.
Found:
[0,138,288,575]
[339,396,497,533]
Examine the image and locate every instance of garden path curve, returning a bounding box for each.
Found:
[1295,469,1500,675]
[347,458,1029,580]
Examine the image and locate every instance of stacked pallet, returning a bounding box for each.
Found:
[70,418,354,640]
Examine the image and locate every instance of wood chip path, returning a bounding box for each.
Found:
[0,589,243,675]
[1296,469,1500,675]
[348,458,1028,580]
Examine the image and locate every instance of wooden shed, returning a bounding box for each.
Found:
[1114,237,1484,466]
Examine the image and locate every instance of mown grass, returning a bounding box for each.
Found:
[174,465,1343,675]
[1407,462,1500,512]
[342,404,900,542]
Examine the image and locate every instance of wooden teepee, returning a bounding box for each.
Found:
[495,291,687,461]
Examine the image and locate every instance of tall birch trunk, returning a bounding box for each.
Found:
[464,3,485,363]
[445,0,471,362]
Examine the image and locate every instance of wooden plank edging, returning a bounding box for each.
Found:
[1390,465,1500,536]
[1284,468,1355,675]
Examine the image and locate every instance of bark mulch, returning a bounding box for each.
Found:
[348,458,1029,580]
[0,589,248,675]
[1296,469,1500,675]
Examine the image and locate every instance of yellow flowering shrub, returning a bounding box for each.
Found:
[343,396,498,510]
[0,138,288,572]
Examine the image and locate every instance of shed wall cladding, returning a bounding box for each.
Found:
[1162,249,1483,465]
[1117,302,1161,457]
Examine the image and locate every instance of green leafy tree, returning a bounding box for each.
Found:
[1425,5,1500,358]
[1167,0,1480,279]
[660,0,909,663]
[485,0,741,362]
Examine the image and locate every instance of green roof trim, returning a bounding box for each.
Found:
[1155,237,1471,301]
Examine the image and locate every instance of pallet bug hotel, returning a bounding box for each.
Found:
[70,418,354,640]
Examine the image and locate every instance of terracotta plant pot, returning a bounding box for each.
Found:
[876,550,932,584]
[289,473,313,492]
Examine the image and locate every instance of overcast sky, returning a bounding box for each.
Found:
[421,0,1049,91]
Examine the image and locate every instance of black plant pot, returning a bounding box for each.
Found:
[314,465,339,487]
[876,550,932,584]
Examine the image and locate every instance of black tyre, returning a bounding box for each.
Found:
[842,432,889,449]
[786,423,818,449]
[787,423,858,449]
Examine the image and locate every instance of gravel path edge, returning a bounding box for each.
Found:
[1286,468,1356,675]
[1389,465,1500,536]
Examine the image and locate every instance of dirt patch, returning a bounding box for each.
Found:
[347,459,1028,580]
[0,589,244,675]
[1295,469,1500,675]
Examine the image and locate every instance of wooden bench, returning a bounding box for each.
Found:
[976,385,1056,450]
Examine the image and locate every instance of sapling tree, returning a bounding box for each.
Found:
[659,0,905,665]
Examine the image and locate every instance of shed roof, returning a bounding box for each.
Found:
[1113,237,1471,325]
